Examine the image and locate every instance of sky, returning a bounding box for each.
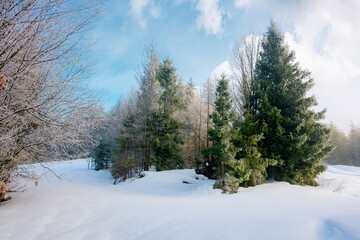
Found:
[88,0,360,133]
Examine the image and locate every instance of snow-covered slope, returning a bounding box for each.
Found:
[1,159,360,240]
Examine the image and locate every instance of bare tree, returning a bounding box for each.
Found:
[110,93,144,182]
[0,0,100,202]
[231,34,262,114]
[135,44,160,171]
[202,78,215,152]
[178,90,208,169]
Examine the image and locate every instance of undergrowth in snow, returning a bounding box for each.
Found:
[1,159,360,240]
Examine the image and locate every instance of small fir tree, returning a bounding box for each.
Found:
[92,141,111,171]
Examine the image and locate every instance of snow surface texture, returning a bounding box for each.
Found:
[1,159,360,240]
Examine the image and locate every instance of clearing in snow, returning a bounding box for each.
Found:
[1,159,360,240]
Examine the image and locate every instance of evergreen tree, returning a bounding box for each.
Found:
[150,112,184,170]
[150,57,184,170]
[233,113,277,187]
[202,74,239,192]
[92,141,111,171]
[252,21,333,185]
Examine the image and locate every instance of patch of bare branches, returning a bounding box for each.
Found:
[0,0,102,202]
[231,34,262,115]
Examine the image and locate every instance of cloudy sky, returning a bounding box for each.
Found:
[88,0,360,133]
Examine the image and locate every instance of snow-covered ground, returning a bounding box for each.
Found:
[1,159,360,240]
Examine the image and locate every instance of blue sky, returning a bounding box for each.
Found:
[88,0,360,133]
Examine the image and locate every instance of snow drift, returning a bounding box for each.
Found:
[0,159,360,240]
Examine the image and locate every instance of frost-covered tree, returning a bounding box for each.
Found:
[0,0,100,199]
[135,44,161,171]
[231,34,262,114]
[111,93,144,182]
[196,78,216,175]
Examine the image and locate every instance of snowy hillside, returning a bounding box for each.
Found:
[1,159,360,240]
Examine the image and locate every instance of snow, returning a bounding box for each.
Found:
[1,160,360,240]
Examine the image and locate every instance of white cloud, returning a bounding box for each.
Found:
[130,0,160,27]
[234,0,360,132]
[210,61,231,80]
[130,0,149,27]
[234,0,251,8]
[196,0,224,35]
[150,6,160,18]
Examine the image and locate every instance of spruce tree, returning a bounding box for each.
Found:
[202,74,239,192]
[233,113,277,187]
[150,57,184,171]
[92,141,111,171]
[252,21,333,185]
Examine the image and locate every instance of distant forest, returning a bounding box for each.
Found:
[325,123,360,166]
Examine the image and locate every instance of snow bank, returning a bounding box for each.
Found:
[1,159,360,240]
[319,165,360,197]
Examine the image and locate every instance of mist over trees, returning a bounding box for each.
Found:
[324,123,360,166]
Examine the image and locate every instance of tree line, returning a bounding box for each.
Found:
[324,123,360,166]
[93,22,334,193]
[92,45,210,182]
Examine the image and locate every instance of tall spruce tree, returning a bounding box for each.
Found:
[202,74,239,192]
[252,22,333,185]
[150,57,184,171]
